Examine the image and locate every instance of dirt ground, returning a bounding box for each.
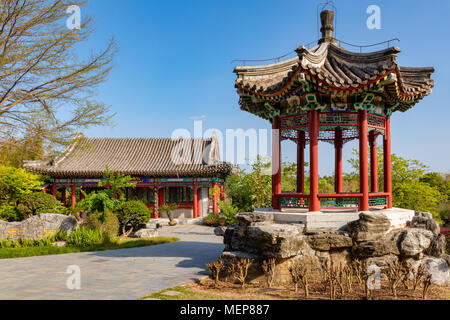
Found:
[173,277,450,300]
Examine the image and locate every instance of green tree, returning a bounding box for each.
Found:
[98,165,136,200]
[0,165,43,204]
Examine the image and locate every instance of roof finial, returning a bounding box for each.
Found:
[319,9,337,44]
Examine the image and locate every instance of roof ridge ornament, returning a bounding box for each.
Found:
[319,9,337,45]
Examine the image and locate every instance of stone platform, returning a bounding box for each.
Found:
[253,207,415,232]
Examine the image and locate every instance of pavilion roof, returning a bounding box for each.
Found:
[233,11,434,118]
[24,134,233,178]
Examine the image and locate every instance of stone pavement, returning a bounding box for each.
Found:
[0,225,224,300]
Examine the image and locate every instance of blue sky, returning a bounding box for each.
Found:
[77,0,450,175]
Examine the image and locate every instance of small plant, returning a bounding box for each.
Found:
[321,260,338,300]
[206,259,223,287]
[352,259,364,288]
[67,227,116,248]
[361,262,376,300]
[159,204,178,226]
[229,259,251,290]
[288,260,310,298]
[413,264,426,291]
[386,261,404,298]
[217,200,238,225]
[261,257,277,288]
[422,273,433,299]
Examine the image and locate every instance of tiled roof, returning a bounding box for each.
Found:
[24,134,233,178]
[234,42,434,99]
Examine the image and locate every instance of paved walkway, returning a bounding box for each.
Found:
[0,225,224,300]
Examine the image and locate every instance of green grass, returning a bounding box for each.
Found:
[0,236,179,259]
[139,286,223,301]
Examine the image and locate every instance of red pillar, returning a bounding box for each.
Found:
[309,110,320,212]
[212,182,219,214]
[272,116,282,210]
[334,127,343,194]
[71,183,76,209]
[61,187,67,207]
[42,186,47,194]
[197,187,201,218]
[193,182,198,218]
[369,131,378,193]
[52,183,57,199]
[220,184,225,201]
[384,116,393,208]
[297,131,305,194]
[358,111,369,211]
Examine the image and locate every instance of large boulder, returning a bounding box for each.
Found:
[398,228,434,257]
[425,234,447,258]
[411,256,450,286]
[132,228,159,238]
[234,212,273,226]
[0,214,77,240]
[224,223,306,259]
[409,212,441,236]
[352,230,401,258]
[305,233,353,251]
[348,211,391,242]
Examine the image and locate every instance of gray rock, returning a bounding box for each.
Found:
[348,211,391,242]
[306,233,353,251]
[352,230,401,258]
[214,226,227,236]
[0,214,77,240]
[399,228,434,257]
[234,212,273,226]
[409,212,441,236]
[411,256,450,286]
[225,223,306,259]
[425,234,447,258]
[133,228,159,238]
[442,254,450,268]
[51,241,67,247]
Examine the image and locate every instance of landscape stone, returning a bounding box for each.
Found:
[305,233,353,251]
[425,233,446,258]
[214,226,227,236]
[0,214,77,240]
[234,212,274,226]
[133,228,159,238]
[411,256,450,286]
[224,223,306,259]
[348,211,391,242]
[398,228,434,257]
[409,211,441,236]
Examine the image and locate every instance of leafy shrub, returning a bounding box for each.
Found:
[76,191,120,214]
[16,192,65,219]
[0,205,23,222]
[0,166,43,203]
[115,201,151,236]
[203,213,226,227]
[81,210,119,238]
[218,200,239,225]
[67,227,115,248]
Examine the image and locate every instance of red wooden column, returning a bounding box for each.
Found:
[220,184,225,201]
[297,130,305,194]
[309,110,320,212]
[52,182,57,199]
[334,127,343,194]
[193,182,198,218]
[358,111,369,211]
[197,187,201,217]
[71,183,76,209]
[369,131,378,193]
[272,116,282,210]
[61,187,67,206]
[383,116,393,208]
[212,182,219,214]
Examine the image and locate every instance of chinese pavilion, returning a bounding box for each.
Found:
[233,10,434,213]
[24,134,233,218]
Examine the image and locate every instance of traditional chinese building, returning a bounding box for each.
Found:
[233,10,434,213]
[24,134,233,218]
